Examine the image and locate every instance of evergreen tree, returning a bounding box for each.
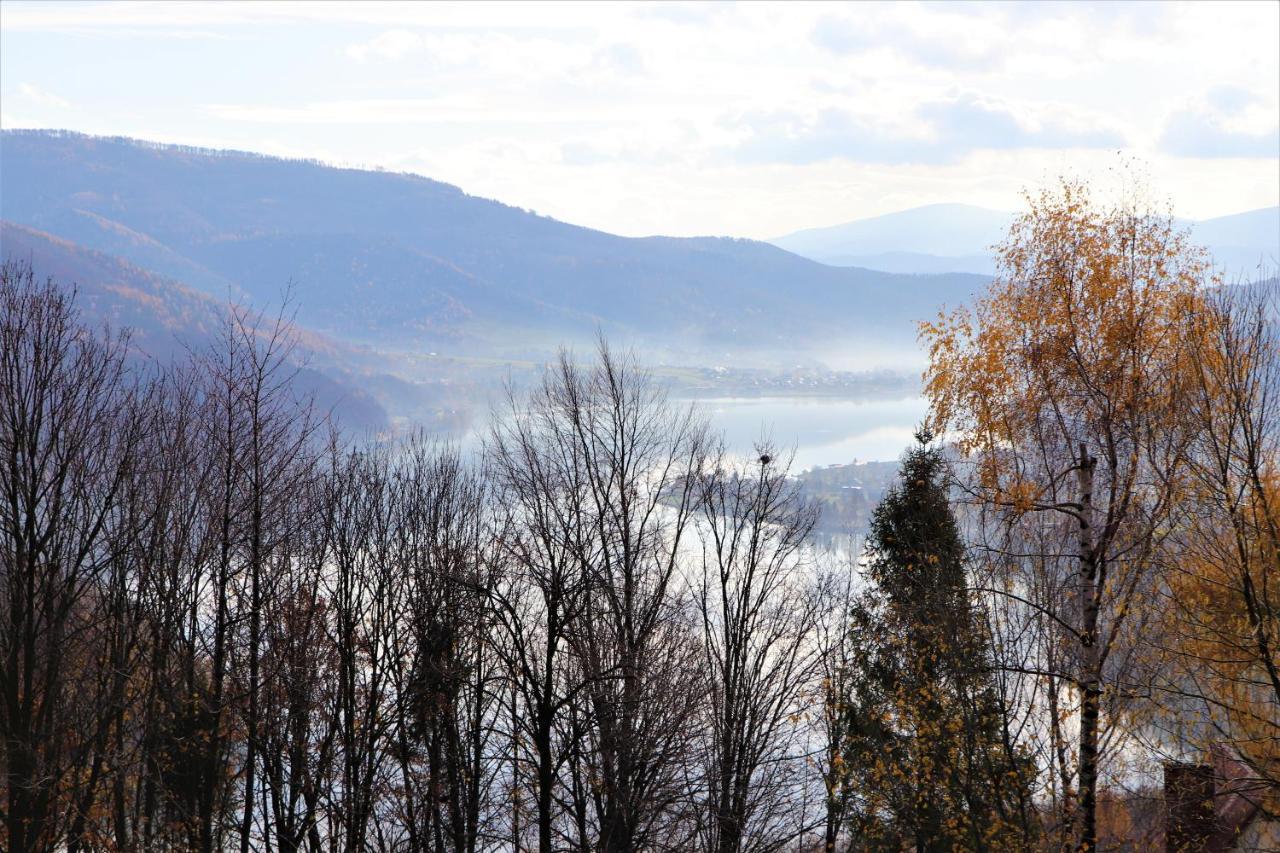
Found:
[839,431,1035,851]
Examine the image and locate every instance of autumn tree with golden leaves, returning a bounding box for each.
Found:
[922,179,1212,851]
[1153,281,1280,794]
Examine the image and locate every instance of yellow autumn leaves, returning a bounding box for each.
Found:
[920,173,1278,844]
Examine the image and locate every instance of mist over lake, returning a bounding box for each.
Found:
[691,395,926,469]
[443,392,924,470]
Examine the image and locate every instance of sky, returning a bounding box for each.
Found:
[2,0,1277,239]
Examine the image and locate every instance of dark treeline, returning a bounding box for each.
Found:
[2,260,924,852]
[3,185,1277,853]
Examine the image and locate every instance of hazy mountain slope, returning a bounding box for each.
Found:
[0,220,391,432]
[1191,206,1280,248]
[773,202,1279,277]
[1187,207,1280,276]
[1,131,986,360]
[2,220,238,359]
[806,251,995,276]
[773,203,1013,261]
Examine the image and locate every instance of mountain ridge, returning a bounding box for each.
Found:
[772,202,1279,276]
[1,129,986,365]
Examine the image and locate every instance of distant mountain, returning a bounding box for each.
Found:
[773,203,1012,263]
[774,203,1279,277]
[1190,206,1280,248]
[1,221,391,433]
[1186,207,1280,277]
[0,131,986,365]
[801,251,995,276]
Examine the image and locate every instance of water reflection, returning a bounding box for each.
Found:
[439,394,925,472]
[688,396,926,469]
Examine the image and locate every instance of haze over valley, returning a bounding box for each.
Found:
[4,129,1276,468]
[1,129,991,462]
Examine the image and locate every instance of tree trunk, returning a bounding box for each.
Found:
[537,709,554,853]
[239,412,265,853]
[1075,444,1100,853]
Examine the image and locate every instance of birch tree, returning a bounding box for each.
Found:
[922,180,1207,851]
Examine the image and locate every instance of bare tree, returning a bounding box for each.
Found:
[557,344,708,853]
[0,262,151,851]
[323,440,400,850]
[692,442,821,853]
[486,342,710,852]
[810,553,861,853]
[486,358,598,853]
[390,434,503,852]
[186,300,323,852]
[131,364,228,849]
[256,457,333,853]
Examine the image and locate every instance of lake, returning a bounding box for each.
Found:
[441,394,925,472]
[687,396,926,470]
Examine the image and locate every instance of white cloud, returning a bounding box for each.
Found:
[810,10,1005,71]
[1160,88,1280,159]
[18,83,72,108]
[727,95,1124,166]
[590,43,645,76]
[345,29,424,62]
[2,0,1277,236]
[0,1,622,33]
[203,98,639,125]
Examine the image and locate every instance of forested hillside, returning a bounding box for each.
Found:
[1,130,985,360]
[0,222,392,432]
